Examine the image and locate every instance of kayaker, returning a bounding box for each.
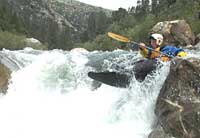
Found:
[139,33,186,61]
[88,33,188,88]
[133,33,187,81]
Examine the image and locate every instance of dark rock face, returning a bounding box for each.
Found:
[1,0,111,49]
[50,0,111,35]
[1,0,75,49]
[148,126,172,138]
[47,0,112,42]
[195,34,200,44]
[155,58,200,138]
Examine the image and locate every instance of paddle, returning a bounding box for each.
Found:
[107,32,174,58]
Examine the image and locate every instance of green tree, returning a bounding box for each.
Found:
[112,8,128,22]
[88,12,96,39]
[141,0,150,14]
[129,6,136,15]
[87,11,110,40]
[0,5,26,34]
[135,0,142,15]
[151,0,158,14]
[95,11,109,34]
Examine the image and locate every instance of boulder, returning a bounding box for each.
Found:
[148,126,172,138]
[70,47,89,53]
[0,63,11,94]
[195,33,200,44]
[195,42,200,49]
[155,58,200,138]
[24,38,46,49]
[151,20,196,46]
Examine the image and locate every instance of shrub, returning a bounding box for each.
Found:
[0,31,47,50]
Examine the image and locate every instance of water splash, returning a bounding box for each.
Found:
[0,49,171,138]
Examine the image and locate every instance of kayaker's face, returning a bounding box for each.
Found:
[150,39,158,49]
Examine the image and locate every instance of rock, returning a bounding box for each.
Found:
[0,63,11,94]
[151,20,196,46]
[185,44,195,50]
[195,33,200,44]
[24,38,44,49]
[155,58,200,138]
[25,38,41,44]
[194,42,200,49]
[148,126,172,138]
[70,47,89,53]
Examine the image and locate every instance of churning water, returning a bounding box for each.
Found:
[0,48,176,138]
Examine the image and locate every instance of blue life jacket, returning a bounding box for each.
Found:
[160,45,184,58]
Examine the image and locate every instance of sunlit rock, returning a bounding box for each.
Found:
[70,47,88,53]
[151,20,195,46]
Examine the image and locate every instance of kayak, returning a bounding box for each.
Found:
[88,71,131,88]
[88,59,157,88]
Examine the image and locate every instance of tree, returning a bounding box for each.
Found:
[95,11,109,34]
[142,0,150,14]
[167,0,176,7]
[112,8,128,22]
[135,0,142,15]
[129,6,136,15]
[151,0,158,14]
[87,12,96,39]
[87,11,110,41]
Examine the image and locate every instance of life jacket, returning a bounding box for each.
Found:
[140,45,186,62]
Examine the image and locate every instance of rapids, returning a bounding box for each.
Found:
[0,47,195,138]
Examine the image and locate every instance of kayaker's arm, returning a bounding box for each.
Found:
[138,43,149,58]
[128,42,149,58]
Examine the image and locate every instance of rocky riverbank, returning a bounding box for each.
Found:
[149,57,200,138]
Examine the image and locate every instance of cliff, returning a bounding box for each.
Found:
[0,0,111,49]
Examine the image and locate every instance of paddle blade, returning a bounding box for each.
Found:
[107,32,130,43]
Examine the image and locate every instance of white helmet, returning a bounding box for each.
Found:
[150,33,163,46]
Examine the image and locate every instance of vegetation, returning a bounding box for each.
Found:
[0,4,48,50]
[0,31,47,50]
[80,11,111,42]
[0,0,199,50]
[0,5,26,34]
[74,0,200,51]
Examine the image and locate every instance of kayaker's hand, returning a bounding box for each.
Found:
[139,43,146,49]
[177,51,187,57]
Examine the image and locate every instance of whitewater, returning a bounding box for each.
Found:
[0,47,196,138]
